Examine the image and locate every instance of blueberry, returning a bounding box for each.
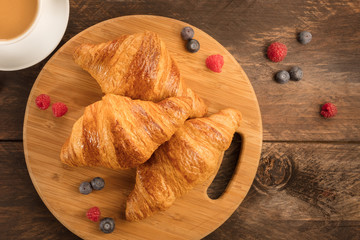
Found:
[275,70,290,84]
[99,217,115,234]
[186,39,200,53]
[181,27,194,41]
[298,31,312,44]
[289,66,303,81]
[79,182,92,195]
[91,177,105,190]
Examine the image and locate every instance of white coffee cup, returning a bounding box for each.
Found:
[0,0,43,45]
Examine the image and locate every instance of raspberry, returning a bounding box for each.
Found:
[206,54,224,73]
[86,207,101,222]
[320,103,337,118]
[35,94,51,110]
[52,102,68,117]
[267,42,287,62]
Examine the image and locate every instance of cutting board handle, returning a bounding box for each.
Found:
[207,128,254,208]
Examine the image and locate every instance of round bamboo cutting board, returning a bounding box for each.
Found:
[23,15,262,240]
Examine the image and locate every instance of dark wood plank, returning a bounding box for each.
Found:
[1,0,360,239]
[232,0,360,141]
[1,0,360,141]
[1,140,358,239]
[206,141,360,240]
[0,68,37,140]
[0,40,71,140]
[64,0,360,142]
[0,142,79,240]
[208,133,242,199]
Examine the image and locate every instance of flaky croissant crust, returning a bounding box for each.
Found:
[73,31,207,118]
[60,94,193,169]
[126,108,242,221]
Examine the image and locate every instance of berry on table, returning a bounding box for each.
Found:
[99,217,115,234]
[267,42,287,62]
[52,102,68,117]
[298,31,312,44]
[289,66,303,81]
[275,70,290,84]
[91,177,105,190]
[320,103,337,118]
[205,54,224,73]
[181,27,194,41]
[35,94,51,110]
[86,207,101,222]
[186,39,200,53]
[79,181,92,195]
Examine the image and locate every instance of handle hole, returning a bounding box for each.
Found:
[207,133,242,199]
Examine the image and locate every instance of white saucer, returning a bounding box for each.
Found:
[0,0,69,71]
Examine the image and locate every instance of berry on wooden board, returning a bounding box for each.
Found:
[99,218,115,234]
[79,182,92,195]
[52,102,68,117]
[206,54,224,73]
[186,39,200,53]
[86,207,101,222]
[35,94,51,110]
[181,27,194,41]
[91,177,105,190]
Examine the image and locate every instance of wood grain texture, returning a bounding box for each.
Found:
[206,142,360,240]
[1,141,359,239]
[0,0,359,239]
[0,142,78,240]
[67,0,360,141]
[23,15,262,239]
[0,67,39,140]
[1,0,359,141]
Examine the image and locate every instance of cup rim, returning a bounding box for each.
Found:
[0,0,43,45]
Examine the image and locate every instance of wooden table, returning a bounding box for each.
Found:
[1,0,359,239]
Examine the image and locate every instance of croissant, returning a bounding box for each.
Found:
[60,94,193,169]
[125,108,242,221]
[73,31,207,118]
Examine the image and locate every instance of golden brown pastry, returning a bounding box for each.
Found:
[60,94,193,169]
[73,31,207,118]
[125,108,242,221]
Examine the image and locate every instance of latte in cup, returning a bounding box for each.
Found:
[0,0,39,42]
